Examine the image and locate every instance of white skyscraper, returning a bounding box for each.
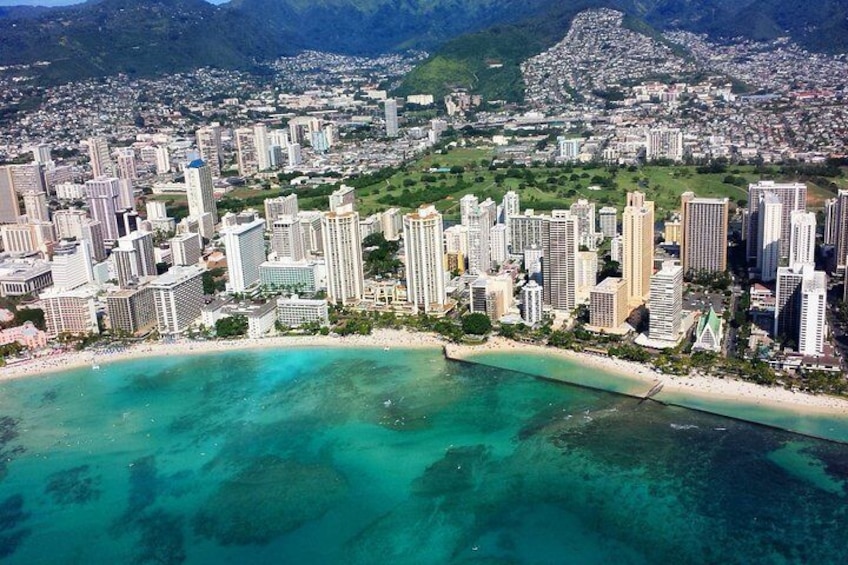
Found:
[85,177,121,241]
[222,218,266,292]
[649,261,683,341]
[824,197,837,246]
[460,194,479,227]
[170,232,202,267]
[501,190,520,247]
[150,265,205,334]
[32,144,52,165]
[329,185,356,212]
[271,216,306,262]
[799,270,827,356]
[747,181,806,261]
[444,225,469,256]
[467,206,491,275]
[112,230,157,288]
[385,99,399,138]
[570,199,597,250]
[264,194,299,229]
[254,124,271,171]
[501,191,520,223]
[155,146,171,175]
[521,280,543,325]
[403,205,446,314]
[490,224,508,267]
[287,143,303,167]
[51,241,94,292]
[184,160,218,240]
[322,206,364,305]
[789,210,816,269]
[757,193,782,282]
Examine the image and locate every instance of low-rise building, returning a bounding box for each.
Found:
[202,299,277,339]
[693,307,723,352]
[276,296,330,329]
[0,257,53,297]
[0,321,48,349]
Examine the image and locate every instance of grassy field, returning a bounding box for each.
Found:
[151,146,845,221]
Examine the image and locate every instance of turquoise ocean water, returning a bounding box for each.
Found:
[0,346,846,564]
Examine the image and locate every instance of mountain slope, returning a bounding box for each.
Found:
[400,0,848,102]
[226,0,556,55]
[0,0,286,83]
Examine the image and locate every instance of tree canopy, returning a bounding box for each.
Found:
[461,313,492,335]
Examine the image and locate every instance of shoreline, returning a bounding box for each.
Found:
[0,329,445,382]
[3,330,847,429]
[444,337,848,419]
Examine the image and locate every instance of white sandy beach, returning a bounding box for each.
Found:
[3,330,847,420]
[445,337,848,417]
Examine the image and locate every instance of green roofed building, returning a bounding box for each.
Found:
[693,307,722,352]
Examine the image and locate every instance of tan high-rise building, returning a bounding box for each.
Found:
[321,205,364,305]
[107,287,157,336]
[543,211,578,311]
[834,189,848,271]
[403,205,446,314]
[87,137,114,178]
[622,191,654,306]
[681,193,729,276]
[235,127,259,176]
[195,126,222,178]
[0,167,22,224]
[590,277,628,330]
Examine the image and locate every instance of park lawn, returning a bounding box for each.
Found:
[147,143,845,222]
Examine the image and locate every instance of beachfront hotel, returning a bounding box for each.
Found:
[589,277,628,331]
[521,280,544,325]
[150,265,205,335]
[106,286,157,336]
[322,204,364,305]
[403,205,447,314]
[648,261,683,342]
[680,192,729,275]
[222,218,266,293]
[544,211,579,311]
[622,191,654,306]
